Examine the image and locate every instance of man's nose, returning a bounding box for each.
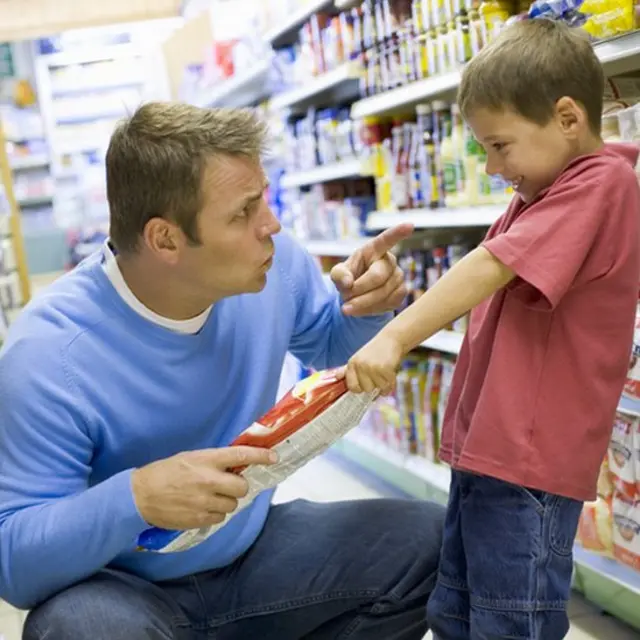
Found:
[257,204,281,239]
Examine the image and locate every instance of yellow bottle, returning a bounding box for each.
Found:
[451,104,468,206]
[478,0,511,45]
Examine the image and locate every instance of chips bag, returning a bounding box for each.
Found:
[137,369,376,553]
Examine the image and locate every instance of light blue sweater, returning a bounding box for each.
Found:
[0,232,387,609]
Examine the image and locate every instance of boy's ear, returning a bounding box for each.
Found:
[555,97,584,137]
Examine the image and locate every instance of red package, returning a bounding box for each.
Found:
[232,370,348,468]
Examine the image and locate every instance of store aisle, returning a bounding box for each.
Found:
[1,455,638,640]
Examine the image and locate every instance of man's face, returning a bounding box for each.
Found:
[175,154,281,301]
[467,107,575,204]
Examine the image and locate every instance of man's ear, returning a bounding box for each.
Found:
[142,217,182,265]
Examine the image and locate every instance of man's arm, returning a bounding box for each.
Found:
[283,238,390,370]
[0,340,148,609]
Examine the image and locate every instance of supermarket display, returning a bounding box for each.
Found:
[0,111,31,343]
[359,350,457,460]
[359,100,512,212]
[137,369,376,553]
[285,177,376,241]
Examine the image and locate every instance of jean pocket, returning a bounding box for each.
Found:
[548,496,583,557]
[513,485,548,512]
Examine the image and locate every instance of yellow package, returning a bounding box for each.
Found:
[577,497,614,557]
[582,0,635,39]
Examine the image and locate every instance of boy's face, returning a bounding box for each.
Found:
[466,107,577,204]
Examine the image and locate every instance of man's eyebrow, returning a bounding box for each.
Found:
[236,182,270,208]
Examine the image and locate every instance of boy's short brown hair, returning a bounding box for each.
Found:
[106,102,268,254]
[458,19,604,134]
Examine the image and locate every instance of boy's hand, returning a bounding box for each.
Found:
[344,332,404,395]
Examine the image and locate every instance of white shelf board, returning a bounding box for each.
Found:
[573,546,640,597]
[271,62,360,111]
[195,61,271,109]
[350,32,640,118]
[366,206,504,231]
[421,330,464,355]
[344,431,452,494]
[10,155,49,171]
[595,30,640,75]
[281,158,365,188]
[351,71,461,119]
[335,0,361,8]
[303,237,368,257]
[263,0,333,46]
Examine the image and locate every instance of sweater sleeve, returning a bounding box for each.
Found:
[282,234,391,370]
[0,339,148,609]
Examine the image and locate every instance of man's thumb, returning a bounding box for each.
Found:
[330,263,354,291]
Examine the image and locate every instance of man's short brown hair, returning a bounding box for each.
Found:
[458,19,604,134]
[107,102,268,254]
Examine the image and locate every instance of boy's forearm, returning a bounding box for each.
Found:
[384,247,516,354]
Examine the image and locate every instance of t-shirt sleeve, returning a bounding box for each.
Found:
[483,159,621,309]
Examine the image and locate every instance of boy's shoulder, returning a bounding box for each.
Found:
[560,142,639,191]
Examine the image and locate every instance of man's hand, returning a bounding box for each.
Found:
[343,331,404,395]
[132,446,277,530]
[330,223,413,317]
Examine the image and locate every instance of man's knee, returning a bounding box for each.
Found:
[23,572,176,640]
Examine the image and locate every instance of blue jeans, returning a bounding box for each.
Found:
[427,470,584,640]
[24,498,445,639]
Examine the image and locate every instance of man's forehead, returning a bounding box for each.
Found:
[203,154,265,193]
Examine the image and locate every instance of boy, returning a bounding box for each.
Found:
[343,19,640,640]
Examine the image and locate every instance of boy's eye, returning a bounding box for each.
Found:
[493,142,507,152]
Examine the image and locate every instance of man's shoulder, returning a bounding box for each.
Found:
[2,256,110,362]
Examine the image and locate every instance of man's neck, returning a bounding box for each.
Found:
[116,253,212,321]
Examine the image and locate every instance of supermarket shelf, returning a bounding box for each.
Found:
[618,394,640,417]
[302,237,368,256]
[334,432,640,630]
[10,155,49,170]
[421,330,464,355]
[596,30,640,76]
[17,195,54,207]
[281,158,365,188]
[350,32,640,119]
[335,0,360,8]
[366,205,504,231]
[263,0,333,47]
[574,546,640,597]
[351,71,461,119]
[195,61,272,109]
[271,62,360,112]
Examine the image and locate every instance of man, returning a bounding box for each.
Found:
[0,103,445,639]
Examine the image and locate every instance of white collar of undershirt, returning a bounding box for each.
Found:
[101,241,212,335]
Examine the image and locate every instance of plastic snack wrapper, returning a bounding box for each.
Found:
[528,0,589,26]
[136,369,377,553]
[577,497,614,557]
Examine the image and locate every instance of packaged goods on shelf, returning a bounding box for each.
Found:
[284,107,360,172]
[577,409,640,573]
[359,101,512,212]
[397,242,472,331]
[528,0,639,39]
[358,350,457,460]
[353,0,523,100]
[286,179,376,240]
[624,295,640,403]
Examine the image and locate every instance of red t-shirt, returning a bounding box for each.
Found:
[439,143,640,501]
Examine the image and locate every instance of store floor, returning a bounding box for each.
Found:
[2,455,637,640]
